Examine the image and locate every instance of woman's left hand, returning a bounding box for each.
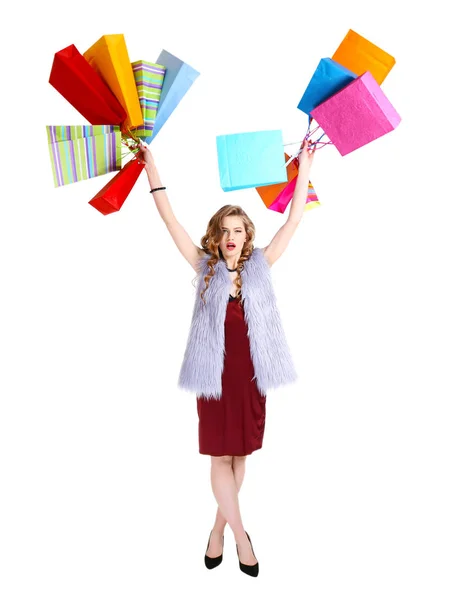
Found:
[296,139,316,171]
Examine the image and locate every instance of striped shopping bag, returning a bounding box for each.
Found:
[131,60,166,141]
[305,182,320,211]
[46,125,122,187]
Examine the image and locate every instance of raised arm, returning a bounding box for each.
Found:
[263,140,315,267]
[138,144,205,272]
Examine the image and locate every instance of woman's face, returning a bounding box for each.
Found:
[218,216,247,259]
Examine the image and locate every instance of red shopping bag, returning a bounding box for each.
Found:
[88,158,144,215]
[49,44,127,125]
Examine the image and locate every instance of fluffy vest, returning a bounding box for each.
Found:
[178,247,297,400]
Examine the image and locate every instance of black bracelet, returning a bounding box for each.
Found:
[149,187,166,193]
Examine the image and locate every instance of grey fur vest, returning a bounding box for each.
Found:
[178,247,297,400]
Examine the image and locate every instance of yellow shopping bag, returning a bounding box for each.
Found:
[332,29,395,85]
[84,34,143,131]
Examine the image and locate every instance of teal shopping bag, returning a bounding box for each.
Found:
[216,130,287,192]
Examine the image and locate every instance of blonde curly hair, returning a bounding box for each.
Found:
[198,205,255,304]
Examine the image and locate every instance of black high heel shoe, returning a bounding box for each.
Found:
[204,530,224,569]
[236,531,259,577]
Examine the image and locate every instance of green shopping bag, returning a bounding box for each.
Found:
[46,125,122,187]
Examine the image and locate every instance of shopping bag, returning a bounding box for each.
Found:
[216,130,287,192]
[149,50,199,141]
[332,29,395,85]
[88,158,144,215]
[256,153,299,207]
[131,60,166,141]
[46,125,122,187]
[268,177,320,213]
[298,58,357,116]
[311,71,401,156]
[84,34,143,130]
[304,182,319,210]
[49,44,127,125]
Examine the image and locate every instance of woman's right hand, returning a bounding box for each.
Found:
[137,143,155,169]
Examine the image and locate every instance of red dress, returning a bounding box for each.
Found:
[196,294,267,457]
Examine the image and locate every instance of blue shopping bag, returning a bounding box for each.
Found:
[148,50,200,142]
[297,58,357,116]
[216,130,287,192]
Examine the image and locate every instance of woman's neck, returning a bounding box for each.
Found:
[224,253,241,270]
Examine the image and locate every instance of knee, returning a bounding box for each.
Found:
[211,455,233,467]
[232,456,247,466]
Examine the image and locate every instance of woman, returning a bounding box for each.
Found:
[138,141,315,577]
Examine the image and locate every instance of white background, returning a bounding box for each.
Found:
[1,0,457,598]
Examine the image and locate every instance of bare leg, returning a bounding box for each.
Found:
[214,456,246,534]
[207,455,256,565]
[206,456,246,557]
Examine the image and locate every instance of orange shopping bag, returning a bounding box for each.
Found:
[255,153,299,208]
[332,29,395,85]
[84,34,143,131]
